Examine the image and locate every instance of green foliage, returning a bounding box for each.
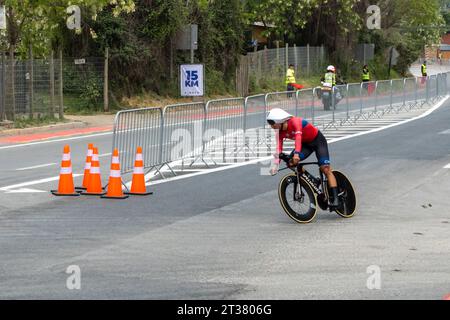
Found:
[0,0,135,56]
[361,0,445,75]
[368,54,401,80]
[245,0,362,48]
[1,0,445,113]
[195,0,245,83]
[79,78,102,109]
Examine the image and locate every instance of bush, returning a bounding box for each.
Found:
[79,78,102,109]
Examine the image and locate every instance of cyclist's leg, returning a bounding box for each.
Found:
[312,131,339,206]
[313,132,336,185]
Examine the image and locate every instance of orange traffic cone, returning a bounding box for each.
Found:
[81,147,105,196]
[51,145,80,196]
[125,146,153,196]
[76,143,94,191]
[101,149,128,199]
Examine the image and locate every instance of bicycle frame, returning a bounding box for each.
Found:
[277,153,329,203]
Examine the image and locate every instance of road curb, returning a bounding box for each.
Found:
[0,121,88,137]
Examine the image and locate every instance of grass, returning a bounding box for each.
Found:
[12,115,67,129]
[63,94,104,115]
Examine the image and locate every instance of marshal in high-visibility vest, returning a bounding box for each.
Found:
[362,65,370,82]
[421,61,427,77]
[322,71,336,90]
[285,65,296,85]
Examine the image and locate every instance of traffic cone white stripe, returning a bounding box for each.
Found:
[91,154,99,161]
[133,167,144,174]
[87,149,93,156]
[135,154,143,161]
[84,163,91,170]
[112,156,120,164]
[60,167,73,174]
[62,153,71,161]
[90,167,100,174]
[110,170,121,178]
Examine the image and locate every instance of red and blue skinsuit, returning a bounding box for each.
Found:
[275,117,320,164]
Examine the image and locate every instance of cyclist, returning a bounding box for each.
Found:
[267,108,339,208]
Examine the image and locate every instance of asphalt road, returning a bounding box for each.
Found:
[0,96,449,299]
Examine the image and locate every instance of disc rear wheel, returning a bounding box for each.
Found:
[332,170,357,218]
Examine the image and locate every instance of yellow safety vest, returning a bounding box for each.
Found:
[286,68,296,84]
[421,64,427,76]
[362,69,370,81]
[323,72,336,87]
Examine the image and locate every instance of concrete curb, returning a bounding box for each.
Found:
[0,121,89,137]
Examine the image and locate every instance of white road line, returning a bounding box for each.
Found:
[0,174,83,191]
[444,163,450,169]
[158,169,203,173]
[439,129,450,134]
[5,188,47,194]
[142,157,272,187]
[13,153,111,172]
[330,96,449,143]
[15,163,57,171]
[99,153,112,158]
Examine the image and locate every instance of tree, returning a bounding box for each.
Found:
[0,0,135,57]
[244,0,362,50]
[361,0,445,75]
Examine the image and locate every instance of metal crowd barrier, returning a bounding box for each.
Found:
[112,107,163,174]
[204,98,245,163]
[161,102,206,172]
[112,72,450,176]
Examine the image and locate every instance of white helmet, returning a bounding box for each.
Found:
[266,108,293,124]
[327,65,335,72]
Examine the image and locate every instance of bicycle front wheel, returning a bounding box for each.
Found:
[333,170,357,218]
[278,173,318,223]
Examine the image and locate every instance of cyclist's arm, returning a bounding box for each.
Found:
[275,131,283,165]
[292,118,303,157]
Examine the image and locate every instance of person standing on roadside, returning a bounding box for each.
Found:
[421,60,427,85]
[362,64,370,90]
[286,64,296,98]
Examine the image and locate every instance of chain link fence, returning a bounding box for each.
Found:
[63,57,104,112]
[0,52,105,124]
[0,53,63,122]
[236,45,326,96]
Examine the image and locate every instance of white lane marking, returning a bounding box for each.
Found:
[5,188,47,193]
[99,153,112,158]
[158,169,203,173]
[11,153,111,172]
[15,163,58,171]
[444,164,450,169]
[140,157,272,187]
[330,96,449,143]
[0,131,113,151]
[0,174,83,191]
[439,129,450,134]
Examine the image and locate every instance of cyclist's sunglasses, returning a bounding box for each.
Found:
[267,120,275,125]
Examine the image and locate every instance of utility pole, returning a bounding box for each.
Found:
[388,47,393,79]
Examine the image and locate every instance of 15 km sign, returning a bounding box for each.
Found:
[180,64,204,97]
